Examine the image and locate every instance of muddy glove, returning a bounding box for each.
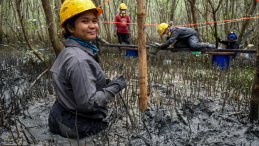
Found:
[106,75,127,95]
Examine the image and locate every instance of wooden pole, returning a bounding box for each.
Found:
[250,17,259,123]
[137,0,147,110]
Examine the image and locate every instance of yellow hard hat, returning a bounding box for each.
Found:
[119,3,127,9]
[158,23,169,35]
[60,0,103,28]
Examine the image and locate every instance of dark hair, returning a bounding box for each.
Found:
[63,13,82,39]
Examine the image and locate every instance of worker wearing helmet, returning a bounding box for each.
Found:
[218,31,239,59]
[49,0,126,139]
[218,31,239,49]
[158,23,216,49]
[114,3,132,54]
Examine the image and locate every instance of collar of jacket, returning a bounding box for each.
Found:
[62,39,94,56]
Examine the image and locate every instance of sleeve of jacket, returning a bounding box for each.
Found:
[233,41,239,49]
[69,60,126,112]
[161,29,180,49]
[114,15,118,33]
[219,40,228,45]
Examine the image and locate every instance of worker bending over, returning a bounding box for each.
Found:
[158,23,215,49]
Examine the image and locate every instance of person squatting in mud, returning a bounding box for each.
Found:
[48,0,126,139]
[157,23,216,49]
[218,31,240,59]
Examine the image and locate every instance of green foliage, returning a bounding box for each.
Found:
[22,48,49,64]
[24,19,37,31]
[210,31,215,37]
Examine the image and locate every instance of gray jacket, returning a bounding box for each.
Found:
[50,39,126,119]
[161,27,196,49]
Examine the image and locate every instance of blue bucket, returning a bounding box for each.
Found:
[126,50,138,57]
[212,55,229,70]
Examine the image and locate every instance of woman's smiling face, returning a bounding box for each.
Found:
[68,10,98,41]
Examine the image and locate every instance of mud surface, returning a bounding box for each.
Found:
[1,91,259,146]
[1,101,96,146]
[1,53,258,146]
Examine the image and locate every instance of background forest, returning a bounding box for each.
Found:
[0,0,258,49]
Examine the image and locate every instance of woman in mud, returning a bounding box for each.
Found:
[48,0,126,139]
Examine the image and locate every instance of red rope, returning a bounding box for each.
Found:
[98,0,111,8]
[97,15,259,27]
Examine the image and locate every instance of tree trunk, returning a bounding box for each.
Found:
[102,2,111,43]
[10,1,23,42]
[54,0,62,38]
[229,0,235,29]
[189,0,198,32]
[238,0,257,43]
[224,0,229,36]
[137,0,147,111]
[159,0,163,23]
[212,13,218,48]
[223,0,229,49]
[0,0,3,45]
[184,0,192,24]
[41,0,63,57]
[205,1,210,42]
[208,0,223,48]
[170,0,176,22]
[250,17,259,123]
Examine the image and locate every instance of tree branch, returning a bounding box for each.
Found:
[30,68,50,88]
[215,0,223,12]
[187,0,213,30]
